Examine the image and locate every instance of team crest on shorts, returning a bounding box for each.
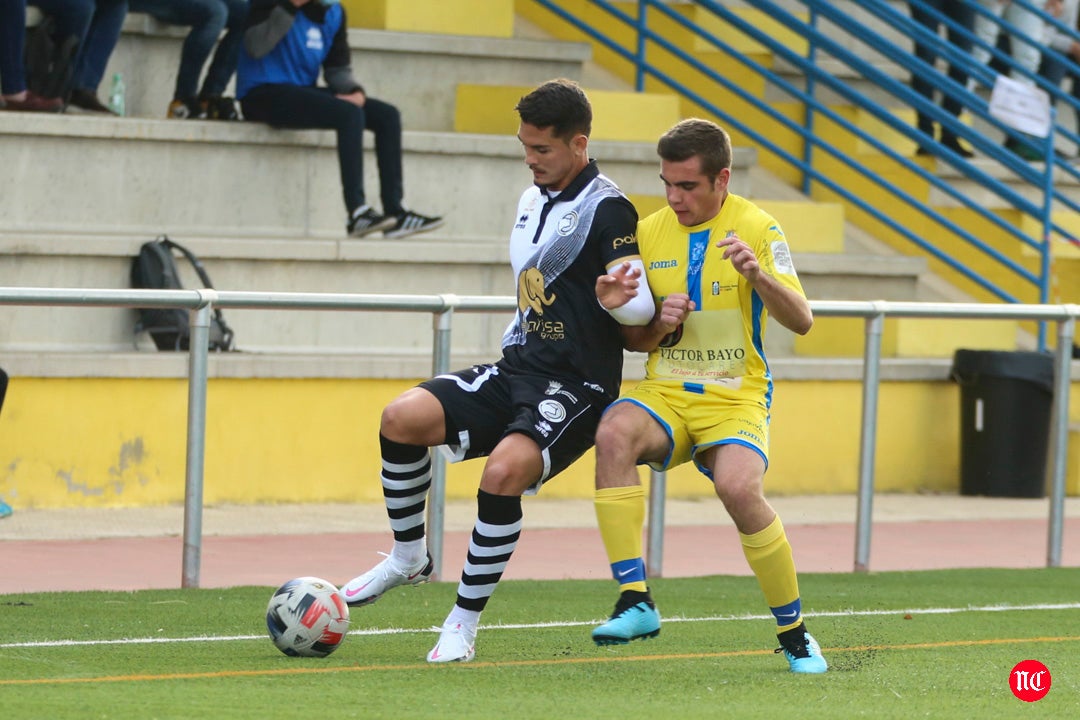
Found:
[538,399,566,423]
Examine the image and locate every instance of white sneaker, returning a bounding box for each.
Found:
[426,622,476,663]
[341,551,433,607]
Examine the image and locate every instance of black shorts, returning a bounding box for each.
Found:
[419,361,610,493]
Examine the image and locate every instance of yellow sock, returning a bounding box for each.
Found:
[740,515,802,633]
[594,485,647,592]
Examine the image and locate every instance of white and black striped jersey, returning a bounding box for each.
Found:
[501,160,641,400]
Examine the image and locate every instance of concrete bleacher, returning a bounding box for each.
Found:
[0,10,935,360]
[4,2,1078,511]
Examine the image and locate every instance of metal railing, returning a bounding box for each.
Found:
[529,0,1080,348]
[0,287,1076,586]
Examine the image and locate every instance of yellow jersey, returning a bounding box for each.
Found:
[637,194,806,406]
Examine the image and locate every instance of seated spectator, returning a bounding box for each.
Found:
[128,0,248,119]
[1,0,64,111]
[27,0,127,113]
[237,0,443,239]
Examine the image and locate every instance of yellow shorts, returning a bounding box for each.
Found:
[614,379,770,478]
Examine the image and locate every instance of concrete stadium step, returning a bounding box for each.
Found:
[0,113,713,242]
[0,228,923,356]
[105,14,590,128]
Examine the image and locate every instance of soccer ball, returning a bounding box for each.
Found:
[265,576,350,658]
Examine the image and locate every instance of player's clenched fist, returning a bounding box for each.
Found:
[656,293,694,333]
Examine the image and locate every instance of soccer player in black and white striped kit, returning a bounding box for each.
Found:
[341,78,655,662]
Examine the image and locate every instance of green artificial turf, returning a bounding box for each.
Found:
[1,569,1077,719]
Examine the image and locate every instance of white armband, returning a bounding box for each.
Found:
[603,258,655,326]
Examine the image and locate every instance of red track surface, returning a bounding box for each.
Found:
[3,517,1078,594]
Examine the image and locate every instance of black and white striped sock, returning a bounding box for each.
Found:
[379,434,431,544]
[454,490,522,613]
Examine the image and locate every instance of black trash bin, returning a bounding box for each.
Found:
[951,349,1054,498]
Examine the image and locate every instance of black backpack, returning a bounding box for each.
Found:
[131,236,235,352]
[24,15,79,101]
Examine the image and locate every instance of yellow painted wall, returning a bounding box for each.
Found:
[342,0,513,37]
[6,374,1076,510]
[454,84,680,142]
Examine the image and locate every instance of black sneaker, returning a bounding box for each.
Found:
[167,97,206,120]
[941,138,975,159]
[203,95,239,121]
[384,209,444,239]
[347,205,396,237]
[67,88,115,115]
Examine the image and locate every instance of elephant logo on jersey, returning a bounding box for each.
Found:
[518,267,555,315]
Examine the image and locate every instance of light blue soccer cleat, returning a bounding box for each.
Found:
[0,499,12,519]
[776,626,828,674]
[592,594,661,645]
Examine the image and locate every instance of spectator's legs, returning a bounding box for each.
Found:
[1003,0,1047,84]
[241,84,367,214]
[1071,70,1080,136]
[361,97,404,217]
[200,0,247,98]
[27,0,95,41]
[70,0,128,94]
[131,0,226,100]
[0,0,29,96]
[939,0,975,147]
[970,0,1006,68]
[908,0,945,140]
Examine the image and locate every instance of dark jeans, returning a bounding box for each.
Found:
[128,0,247,100]
[1039,52,1080,133]
[1,0,28,95]
[909,0,975,144]
[241,85,404,217]
[28,0,127,92]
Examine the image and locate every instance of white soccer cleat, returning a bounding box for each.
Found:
[426,622,476,663]
[341,552,433,607]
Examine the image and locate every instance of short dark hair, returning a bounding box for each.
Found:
[657,118,732,178]
[515,78,592,141]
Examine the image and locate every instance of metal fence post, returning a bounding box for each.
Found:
[1047,314,1076,567]
[181,298,213,589]
[646,469,667,577]
[426,301,455,580]
[854,309,884,573]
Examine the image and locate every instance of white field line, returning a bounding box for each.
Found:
[3,602,1079,649]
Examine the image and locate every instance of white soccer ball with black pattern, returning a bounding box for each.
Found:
[265,576,350,657]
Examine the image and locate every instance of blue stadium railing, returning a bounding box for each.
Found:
[529,0,1080,348]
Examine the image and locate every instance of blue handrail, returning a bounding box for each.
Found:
[527,0,1080,347]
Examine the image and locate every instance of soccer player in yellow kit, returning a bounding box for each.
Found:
[592,118,827,673]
